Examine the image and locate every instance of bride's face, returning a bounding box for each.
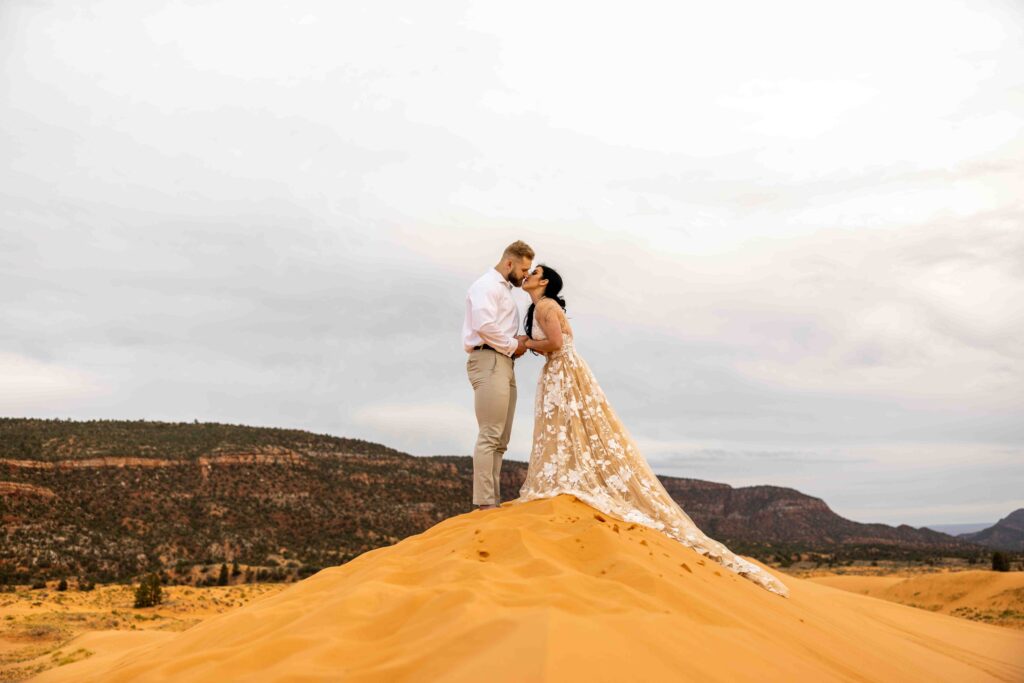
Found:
[523,267,547,293]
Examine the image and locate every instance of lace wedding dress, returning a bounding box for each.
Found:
[515,308,790,598]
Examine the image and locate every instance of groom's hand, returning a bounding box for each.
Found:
[514,336,528,358]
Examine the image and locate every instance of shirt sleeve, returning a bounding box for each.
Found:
[469,283,517,356]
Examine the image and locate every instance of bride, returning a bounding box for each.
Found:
[512,264,790,598]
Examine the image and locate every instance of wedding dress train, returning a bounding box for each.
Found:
[514,314,790,598]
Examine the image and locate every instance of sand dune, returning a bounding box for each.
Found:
[33,495,1024,682]
[810,570,1024,629]
[0,582,288,680]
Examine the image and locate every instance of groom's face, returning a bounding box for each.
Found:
[507,256,532,287]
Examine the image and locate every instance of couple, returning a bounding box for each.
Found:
[463,241,789,598]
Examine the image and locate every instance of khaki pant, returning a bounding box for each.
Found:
[466,348,516,506]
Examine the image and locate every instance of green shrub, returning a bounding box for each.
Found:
[134,573,163,608]
[992,552,1011,572]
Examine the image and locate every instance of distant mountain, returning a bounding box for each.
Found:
[654,478,972,552]
[0,418,981,584]
[924,522,994,536]
[959,509,1024,552]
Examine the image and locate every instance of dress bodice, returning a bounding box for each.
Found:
[531,322,574,359]
[530,305,573,349]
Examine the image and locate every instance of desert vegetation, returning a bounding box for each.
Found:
[0,418,995,590]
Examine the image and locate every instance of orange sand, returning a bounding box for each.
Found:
[32,495,1024,682]
[810,570,1024,628]
[0,583,288,680]
[807,575,908,594]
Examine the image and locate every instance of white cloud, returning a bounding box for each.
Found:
[352,402,478,454]
[1,0,1021,524]
[0,352,107,412]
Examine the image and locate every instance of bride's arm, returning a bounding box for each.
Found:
[525,302,563,354]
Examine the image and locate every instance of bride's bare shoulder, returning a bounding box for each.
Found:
[536,297,560,311]
[536,298,564,320]
[537,299,571,333]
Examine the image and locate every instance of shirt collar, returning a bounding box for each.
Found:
[490,268,513,290]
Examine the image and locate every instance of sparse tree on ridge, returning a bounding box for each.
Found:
[992,551,1011,572]
[134,572,163,607]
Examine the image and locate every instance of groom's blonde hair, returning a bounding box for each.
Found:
[502,240,535,260]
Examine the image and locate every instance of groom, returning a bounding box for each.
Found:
[462,240,534,510]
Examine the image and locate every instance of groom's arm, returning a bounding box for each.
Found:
[469,285,519,357]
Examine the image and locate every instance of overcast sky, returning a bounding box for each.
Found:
[2,0,1022,527]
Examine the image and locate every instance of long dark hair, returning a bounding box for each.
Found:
[525,264,567,339]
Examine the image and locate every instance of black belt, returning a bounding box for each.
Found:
[473,344,513,360]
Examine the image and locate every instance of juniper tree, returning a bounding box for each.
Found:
[134,572,163,607]
[992,551,1011,572]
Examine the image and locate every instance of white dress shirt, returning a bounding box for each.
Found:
[463,268,520,356]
